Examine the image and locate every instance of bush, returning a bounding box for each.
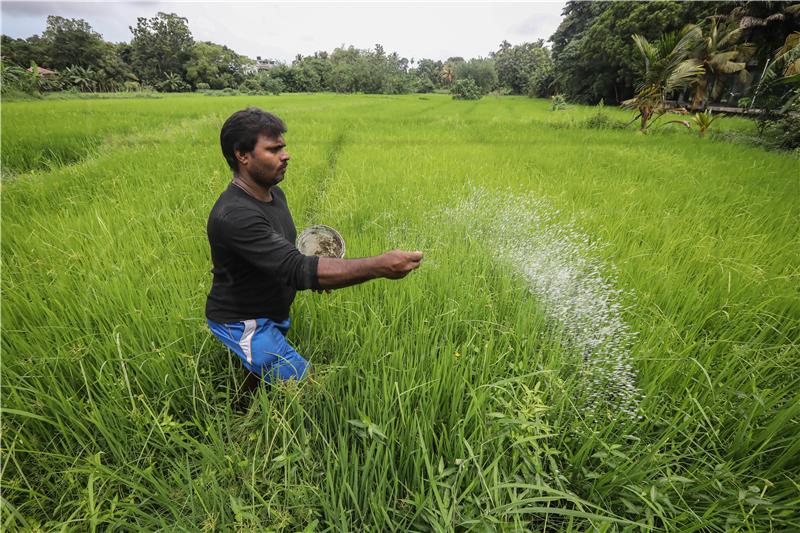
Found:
[195,82,210,91]
[239,78,262,94]
[526,63,555,98]
[258,77,283,96]
[584,100,628,130]
[758,110,800,152]
[415,78,435,94]
[550,94,567,111]
[585,113,629,130]
[155,76,190,93]
[383,74,413,95]
[451,79,482,100]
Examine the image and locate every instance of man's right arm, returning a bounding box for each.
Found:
[317,250,423,290]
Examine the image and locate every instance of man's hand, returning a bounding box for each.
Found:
[378,249,424,279]
[317,249,424,289]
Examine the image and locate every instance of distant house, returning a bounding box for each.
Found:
[255,56,279,72]
[26,66,57,77]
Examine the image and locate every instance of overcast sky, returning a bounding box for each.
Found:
[1,1,567,63]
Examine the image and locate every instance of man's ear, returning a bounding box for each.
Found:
[235,149,249,167]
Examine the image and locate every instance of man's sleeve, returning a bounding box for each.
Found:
[218,210,320,290]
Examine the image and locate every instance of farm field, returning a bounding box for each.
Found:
[2,93,799,531]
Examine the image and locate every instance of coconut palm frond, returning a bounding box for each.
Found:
[665,59,704,92]
[717,27,743,49]
[777,73,800,85]
[632,35,656,72]
[717,60,747,74]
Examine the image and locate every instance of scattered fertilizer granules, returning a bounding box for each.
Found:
[445,187,642,420]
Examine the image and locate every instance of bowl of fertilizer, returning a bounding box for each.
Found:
[296,225,345,258]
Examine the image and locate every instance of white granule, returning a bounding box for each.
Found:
[445,187,642,420]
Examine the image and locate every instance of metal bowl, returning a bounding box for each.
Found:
[296,225,345,258]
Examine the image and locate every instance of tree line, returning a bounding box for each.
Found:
[1,2,797,111]
[0,11,554,99]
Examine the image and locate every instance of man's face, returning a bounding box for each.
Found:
[238,134,290,187]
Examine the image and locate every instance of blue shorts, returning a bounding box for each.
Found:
[206,317,309,382]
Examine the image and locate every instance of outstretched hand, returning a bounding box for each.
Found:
[380,249,424,279]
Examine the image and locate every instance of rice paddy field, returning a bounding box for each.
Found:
[2,93,799,531]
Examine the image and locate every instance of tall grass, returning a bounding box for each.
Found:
[2,94,798,531]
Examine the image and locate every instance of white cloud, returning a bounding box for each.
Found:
[1,1,566,62]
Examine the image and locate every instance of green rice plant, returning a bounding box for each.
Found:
[1,94,798,531]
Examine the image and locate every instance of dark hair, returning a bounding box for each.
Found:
[220,107,287,171]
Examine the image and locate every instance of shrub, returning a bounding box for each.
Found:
[585,113,629,130]
[526,63,555,98]
[584,100,628,130]
[550,93,567,111]
[239,78,262,94]
[758,103,800,151]
[415,78,435,94]
[451,79,482,100]
[195,82,210,91]
[258,77,283,96]
[383,74,413,95]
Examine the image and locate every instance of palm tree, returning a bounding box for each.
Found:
[623,25,705,131]
[691,16,754,109]
[440,63,455,87]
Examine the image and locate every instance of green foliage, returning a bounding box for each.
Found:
[413,58,444,90]
[622,26,704,130]
[0,34,49,69]
[186,41,251,90]
[256,73,284,95]
[454,58,497,94]
[526,62,556,98]
[690,14,753,109]
[0,61,40,96]
[494,39,551,94]
[584,99,628,129]
[238,77,262,94]
[550,1,800,106]
[194,82,210,91]
[451,78,482,100]
[155,72,190,93]
[129,12,194,86]
[551,2,708,104]
[550,93,567,110]
[414,77,435,94]
[691,109,719,137]
[757,95,800,151]
[41,15,106,71]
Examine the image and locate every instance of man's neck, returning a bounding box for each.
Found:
[232,174,272,202]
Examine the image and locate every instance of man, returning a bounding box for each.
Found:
[206,107,422,388]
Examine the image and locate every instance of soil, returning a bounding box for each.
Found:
[297,226,344,258]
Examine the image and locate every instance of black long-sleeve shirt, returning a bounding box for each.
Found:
[205,183,320,323]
